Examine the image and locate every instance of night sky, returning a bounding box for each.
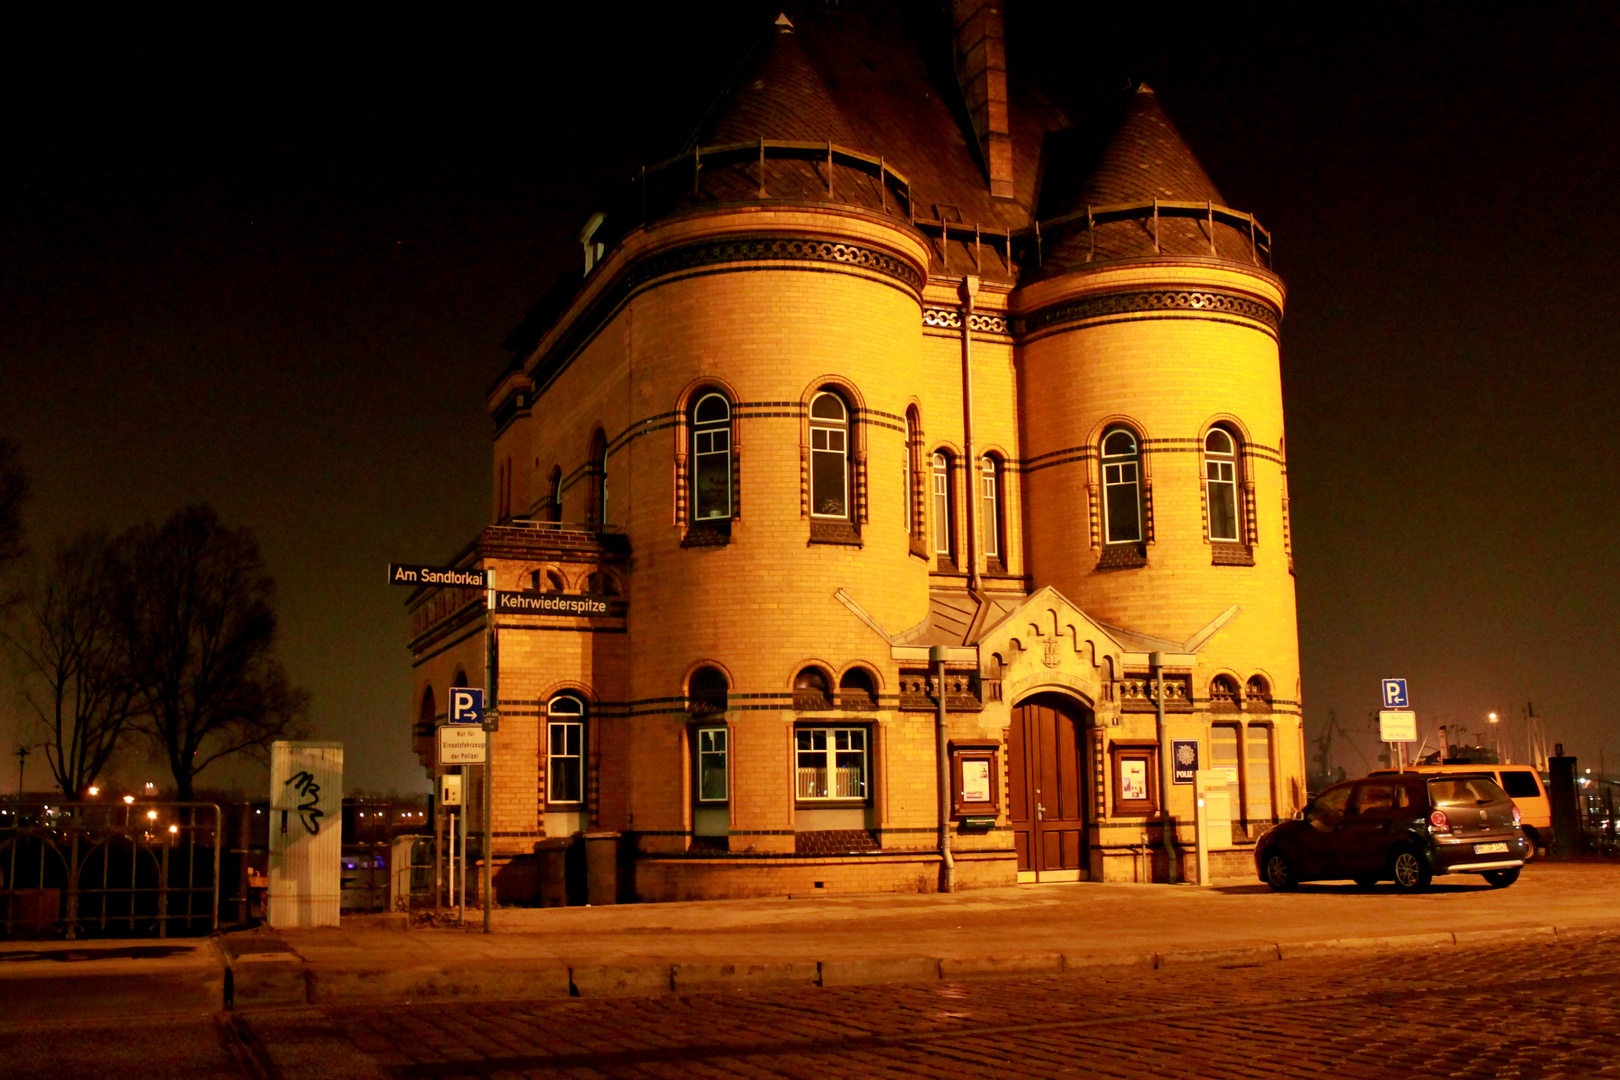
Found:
[4,3,1617,794]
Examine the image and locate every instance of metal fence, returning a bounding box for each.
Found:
[0,800,221,939]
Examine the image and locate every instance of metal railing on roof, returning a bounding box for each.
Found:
[637,137,915,219]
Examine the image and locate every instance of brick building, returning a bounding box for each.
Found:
[407,2,1303,900]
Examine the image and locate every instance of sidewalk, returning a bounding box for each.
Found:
[4,861,1618,1016]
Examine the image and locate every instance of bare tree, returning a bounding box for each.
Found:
[119,505,309,799]
[4,531,139,797]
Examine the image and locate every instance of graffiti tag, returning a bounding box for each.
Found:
[284,770,324,835]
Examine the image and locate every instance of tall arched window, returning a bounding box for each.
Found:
[547,694,586,805]
[545,466,562,522]
[587,430,608,528]
[1100,427,1142,544]
[1205,428,1240,542]
[809,392,850,519]
[980,455,1003,565]
[904,408,921,539]
[931,451,955,560]
[417,687,436,737]
[691,393,733,521]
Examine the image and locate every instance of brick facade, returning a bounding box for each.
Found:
[406,9,1302,903]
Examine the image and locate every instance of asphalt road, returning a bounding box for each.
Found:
[7,935,1617,1078]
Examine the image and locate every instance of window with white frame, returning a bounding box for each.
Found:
[809,392,850,518]
[795,727,868,801]
[696,727,728,802]
[980,455,1001,562]
[691,393,732,521]
[1101,428,1143,544]
[931,451,954,558]
[547,695,585,804]
[1205,428,1240,542]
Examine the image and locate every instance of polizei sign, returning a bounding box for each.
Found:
[388,564,490,588]
[493,591,611,616]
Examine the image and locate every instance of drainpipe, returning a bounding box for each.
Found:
[931,645,956,893]
[1152,651,1179,884]
[959,276,980,592]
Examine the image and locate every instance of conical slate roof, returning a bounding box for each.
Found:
[693,15,858,148]
[1075,84,1226,207]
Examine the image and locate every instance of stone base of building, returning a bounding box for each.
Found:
[635,848,1016,902]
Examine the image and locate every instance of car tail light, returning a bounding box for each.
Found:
[1512,805,1522,826]
[1429,810,1450,831]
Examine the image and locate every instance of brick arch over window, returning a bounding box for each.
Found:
[799,378,869,539]
[904,403,926,557]
[673,377,744,534]
[837,665,880,710]
[1094,422,1149,564]
[1200,417,1255,564]
[687,665,729,716]
[792,664,834,711]
[1209,673,1241,711]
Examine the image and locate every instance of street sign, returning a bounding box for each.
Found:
[439,773,463,806]
[1172,739,1200,784]
[1379,710,1418,742]
[448,688,484,726]
[388,564,490,589]
[491,591,611,616]
[1381,678,1409,708]
[438,726,486,765]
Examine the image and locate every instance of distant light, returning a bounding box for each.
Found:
[122,795,135,805]
[146,810,158,820]
[168,824,178,834]
[87,786,100,797]
[1487,712,1498,723]
[144,782,154,789]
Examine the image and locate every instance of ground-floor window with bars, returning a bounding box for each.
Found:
[795,727,868,801]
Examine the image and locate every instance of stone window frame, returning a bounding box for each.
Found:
[545,693,587,808]
[930,446,958,569]
[793,723,872,808]
[1200,417,1256,566]
[799,378,867,547]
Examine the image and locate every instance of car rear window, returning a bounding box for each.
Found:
[1429,777,1509,807]
[1499,770,1542,798]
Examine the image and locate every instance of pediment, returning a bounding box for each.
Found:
[973,586,1126,708]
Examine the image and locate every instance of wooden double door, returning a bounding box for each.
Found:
[1008,694,1092,882]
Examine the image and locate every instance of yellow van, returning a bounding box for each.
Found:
[1369,764,1551,853]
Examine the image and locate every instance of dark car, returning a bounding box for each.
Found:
[1256,772,1530,892]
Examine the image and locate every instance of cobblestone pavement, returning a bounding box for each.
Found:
[249,935,1620,1079]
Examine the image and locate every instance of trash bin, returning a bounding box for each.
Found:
[585,832,621,906]
[533,838,572,907]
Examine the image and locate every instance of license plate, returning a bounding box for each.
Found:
[1475,842,1509,855]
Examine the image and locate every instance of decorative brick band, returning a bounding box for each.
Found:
[631,235,924,294]
[1024,289,1281,336]
[922,307,1010,334]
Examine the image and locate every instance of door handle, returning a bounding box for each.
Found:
[1037,802,1046,820]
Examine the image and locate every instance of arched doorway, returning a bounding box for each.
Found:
[1008,692,1093,882]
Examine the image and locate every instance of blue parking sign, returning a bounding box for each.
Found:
[448,688,484,726]
[1381,679,1409,709]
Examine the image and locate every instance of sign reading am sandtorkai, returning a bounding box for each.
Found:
[388,564,490,588]
[493,591,611,616]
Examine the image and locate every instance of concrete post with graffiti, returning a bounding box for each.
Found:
[268,740,344,928]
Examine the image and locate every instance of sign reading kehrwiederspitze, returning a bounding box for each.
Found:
[492,591,612,616]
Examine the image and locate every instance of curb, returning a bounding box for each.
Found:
[210,917,1620,1009]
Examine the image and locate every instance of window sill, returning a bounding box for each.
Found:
[681,520,732,547]
[1096,544,1147,570]
[1211,542,1254,566]
[794,800,870,811]
[809,520,862,546]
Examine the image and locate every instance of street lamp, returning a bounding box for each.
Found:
[1488,711,1500,760]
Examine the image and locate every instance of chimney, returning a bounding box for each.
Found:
[951,1,1013,200]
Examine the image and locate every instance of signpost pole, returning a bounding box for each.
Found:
[456,799,465,923]
[483,571,497,935]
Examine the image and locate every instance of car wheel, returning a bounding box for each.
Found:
[1390,848,1431,892]
[1483,867,1520,888]
[1352,875,1378,888]
[1263,852,1297,891]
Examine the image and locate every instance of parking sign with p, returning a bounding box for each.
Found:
[1381,678,1409,709]
[449,688,484,726]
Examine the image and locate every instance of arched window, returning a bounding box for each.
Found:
[691,393,733,521]
[1205,428,1240,542]
[1100,428,1142,544]
[838,667,876,710]
[931,451,955,560]
[688,666,728,715]
[545,466,562,523]
[1210,674,1240,707]
[530,568,566,593]
[417,687,436,737]
[587,430,608,528]
[547,694,586,805]
[793,666,833,711]
[586,570,620,596]
[809,392,850,519]
[1246,674,1272,707]
[905,407,922,540]
[980,455,1003,564]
